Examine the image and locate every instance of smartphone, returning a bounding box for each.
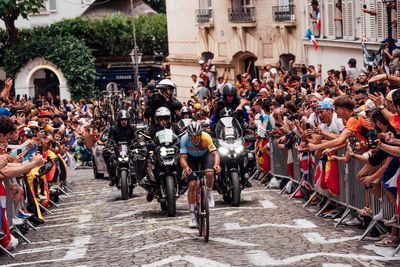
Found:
[23,94,27,100]
[349,136,357,151]
[16,95,20,101]
[368,82,378,95]
[306,122,311,129]
[363,4,367,9]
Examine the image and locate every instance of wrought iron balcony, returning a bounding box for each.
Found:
[228,7,256,23]
[272,5,295,22]
[196,9,213,24]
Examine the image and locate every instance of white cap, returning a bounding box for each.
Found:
[260,88,268,94]
[198,59,205,64]
[365,99,376,111]
[252,78,258,84]
[270,68,277,74]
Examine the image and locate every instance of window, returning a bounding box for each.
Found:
[199,0,211,9]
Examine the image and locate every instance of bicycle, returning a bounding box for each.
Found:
[192,170,210,242]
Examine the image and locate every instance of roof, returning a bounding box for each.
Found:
[82,0,157,18]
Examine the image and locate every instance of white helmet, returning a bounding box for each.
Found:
[159,79,175,89]
[155,107,171,124]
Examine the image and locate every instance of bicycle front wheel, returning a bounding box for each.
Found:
[200,184,209,242]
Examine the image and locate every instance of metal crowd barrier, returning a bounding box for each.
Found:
[268,138,400,256]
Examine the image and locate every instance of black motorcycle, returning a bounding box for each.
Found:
[114,141,136,200]
[214,114,253,206]
[141,128,181,217]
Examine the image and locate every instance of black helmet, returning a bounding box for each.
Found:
[187,121,202,136]
[117,110,130,121]
[223,83,237,97]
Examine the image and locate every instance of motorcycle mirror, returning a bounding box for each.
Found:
[138,132,151,140]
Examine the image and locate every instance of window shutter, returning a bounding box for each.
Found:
[324,0,336,39]
[368,0,377,42]
[306,0,313,31]
[342,0,355,40]
[48,0,57,12]
[376,0,388,41]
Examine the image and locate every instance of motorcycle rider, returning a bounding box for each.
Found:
[180,121,221,228]
[210,83,249,130]
[144,79,183,129]
[146,107,181,202]
[104,110,136,186]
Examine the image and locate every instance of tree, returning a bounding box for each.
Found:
[0,0,45,45]
[143,0,165,13]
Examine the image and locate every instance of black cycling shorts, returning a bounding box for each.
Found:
[186,153,214,182]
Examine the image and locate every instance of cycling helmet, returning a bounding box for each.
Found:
[181,106,192,118]
[222,83,237,97]
[155,107,171,124]
[187,121,202,136]
[117,110,130,121]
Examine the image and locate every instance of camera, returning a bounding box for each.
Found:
[367,129,378,149]
[349,135,357,151]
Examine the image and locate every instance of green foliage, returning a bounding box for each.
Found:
[0,0,45,19]
[4,34,96,100]
[143,0,166,13]
[29,14,168,57]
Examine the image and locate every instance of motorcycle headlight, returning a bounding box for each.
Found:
[234,145,244,154]
[118,156,129,162]
[160,147,168,157]
[218,146,229,155]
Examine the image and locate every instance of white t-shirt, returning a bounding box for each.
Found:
[320,113,344,134]
[308,112,321,126]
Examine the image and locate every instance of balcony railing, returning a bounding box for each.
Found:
[228,7,256,23]
[272,5,295,22]
[196,9,213,24]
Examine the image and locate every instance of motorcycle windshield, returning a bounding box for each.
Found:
[215,117,243,141]
[155,129,178,146]
[118,143,128,156]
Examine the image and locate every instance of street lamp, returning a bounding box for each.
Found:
[130,0,141,112]
[382,0,395,52]
[130,47,143,65]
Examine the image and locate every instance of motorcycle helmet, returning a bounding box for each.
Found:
[187,121,202,137]
[181,106,192,118]
[155,107,171,124]
[222,83,237,97]
[117,110,130,121]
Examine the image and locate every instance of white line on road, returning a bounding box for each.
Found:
[223,219,317,231]
[259,199,277,209]
[303,232,361,244]
[245,250,400,266]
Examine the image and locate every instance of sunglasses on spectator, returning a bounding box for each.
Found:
[158,116,169,121]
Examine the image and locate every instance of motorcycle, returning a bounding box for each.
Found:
[141,128,181,217]
[114,141,136,200]
[214,113,254,206]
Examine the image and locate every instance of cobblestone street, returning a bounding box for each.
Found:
[1,169,400,267]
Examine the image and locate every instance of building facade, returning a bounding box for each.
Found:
[166,0,307,101]
[303,0,399,80]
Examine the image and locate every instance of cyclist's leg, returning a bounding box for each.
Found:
[187,156,200,227]
[202,153,215,207]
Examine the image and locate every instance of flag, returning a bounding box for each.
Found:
[299,152,313,190]
[314,160,327,191]
[325,156,340,197]
[305,28,318,49]
[316,8,321,30]
[384,165,400,197]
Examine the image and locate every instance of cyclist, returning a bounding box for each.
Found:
[180,121,221,228]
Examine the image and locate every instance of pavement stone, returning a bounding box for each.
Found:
[0,169,400,266]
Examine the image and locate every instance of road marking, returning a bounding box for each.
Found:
[223,219,317,231]
[224,211,241,216]
[142,255,231,267]
[3,236,91,266]
[259,199,277,209]
[245,250,400,266]
[130,237,192,253]
[210,237,259,247]
[303,232,361,244]
[322,264,352,267]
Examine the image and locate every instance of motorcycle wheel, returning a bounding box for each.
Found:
[92,157,104,179]
[231,172,241,207]
[165,175,176,217]
[120,170,129,200]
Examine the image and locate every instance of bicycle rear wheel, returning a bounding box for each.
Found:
[200,184,209,242]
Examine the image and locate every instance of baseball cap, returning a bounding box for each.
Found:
[0,108,11,117]
[252,78,258,84]
[260,88,268,94]
[310,92,322,101]
[316,100,333,110]
[38,111,53,118]
[198,59,205,64]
